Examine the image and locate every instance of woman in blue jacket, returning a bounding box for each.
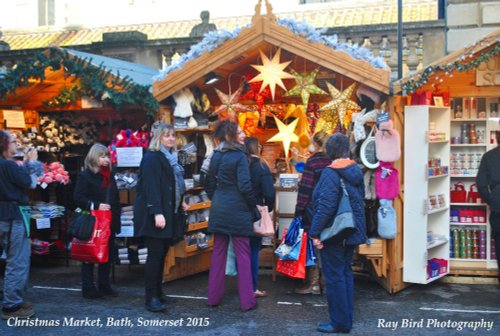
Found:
[244,137,275,298]
[309,133,367,334]
[205,120,259,312]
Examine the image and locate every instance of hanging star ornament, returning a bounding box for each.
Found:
[284,68,327,106]
[267,116,299,158]
[249,48,294,101]
[284,104,311,148]
[212,86,250,121]
[319,83,360,130]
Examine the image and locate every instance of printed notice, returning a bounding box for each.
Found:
[3,110,26,128]
[36,218,51,229]
[116,147,143,167]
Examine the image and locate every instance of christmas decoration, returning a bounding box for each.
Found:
[38,162,70,185]
[0,48,159,115]
[267,116,299,158]
[238,111,262,135]
[306,103,320,134]
[319,83,360,131]
[240,74,273,126]
[284,68,327,106]
[400,41,500,93]
[284,104,310,148]
[249,48,294,101]
[212,86,250,121]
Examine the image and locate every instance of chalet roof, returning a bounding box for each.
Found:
[2,0,437,51]
[153,5,391,103]
[394,29,500,93]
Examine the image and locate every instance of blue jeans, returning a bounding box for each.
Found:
[320,242,355,331]
[249,236,262,292]
[0,220,31,310]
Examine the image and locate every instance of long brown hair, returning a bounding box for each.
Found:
[244,137,268,168]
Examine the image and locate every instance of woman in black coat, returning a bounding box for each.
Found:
[205,120,259,312]
[244,137,275,298]
[134,123,186,313]
[74,143,121,299]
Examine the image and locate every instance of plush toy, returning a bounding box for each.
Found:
[173,88,195,118]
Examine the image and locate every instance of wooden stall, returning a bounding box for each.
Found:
[393,29,500,286]
[153,1,392,285]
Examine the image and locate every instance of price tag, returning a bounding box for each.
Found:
[40,182,48,189]
[36,218,51,229]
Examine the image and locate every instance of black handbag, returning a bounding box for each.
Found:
[68,211,96,241]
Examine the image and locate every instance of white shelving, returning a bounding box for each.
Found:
[404,105,451,284]
[449,96,499,270]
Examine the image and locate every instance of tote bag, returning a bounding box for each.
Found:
[320,179,357,242]
[276,230,307,279]
[253,205,275,237]
[71,210,111,264]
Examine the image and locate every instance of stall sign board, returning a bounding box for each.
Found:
[35,218,51,230]
[116,147,143,167]
[2,110,26,128]
[476,56,500,86]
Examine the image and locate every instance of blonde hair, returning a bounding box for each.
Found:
[84,143,110,173]
[148,123,175,151]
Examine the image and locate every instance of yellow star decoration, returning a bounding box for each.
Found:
[319,83,360,131]
[212,86,250,121]
[284,68,327,106]
[249,48,295,101]
[267,116,299,158]
[284,104,311,148]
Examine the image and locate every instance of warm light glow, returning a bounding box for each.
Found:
[267,116,299,158]
[249,49,294,101]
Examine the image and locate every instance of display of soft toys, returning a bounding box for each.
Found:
[172,88,198,128]
[38,161,70,185]
[109,129,149,165]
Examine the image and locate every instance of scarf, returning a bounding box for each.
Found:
[160,145,185,212]
[99,165,111,187]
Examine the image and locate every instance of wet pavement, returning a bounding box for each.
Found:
[1,260,500,335]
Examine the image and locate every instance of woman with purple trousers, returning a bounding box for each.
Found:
[205,120,260,312]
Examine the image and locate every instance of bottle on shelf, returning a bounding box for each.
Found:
[460,123,469,144]
[470,98,477,119]
[463,98,470,119]
[469,123,477,144]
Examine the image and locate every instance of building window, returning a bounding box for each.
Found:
[38,0,55,26]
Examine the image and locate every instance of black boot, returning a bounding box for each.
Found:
[145,297,166,312]
[82,287,103,299]
[99,285,118,297]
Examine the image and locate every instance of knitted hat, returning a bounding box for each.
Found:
[326,133,350,160]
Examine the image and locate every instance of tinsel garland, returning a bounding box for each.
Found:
[155,17,389,81]
[0,48,159,116]
[277,18,387,70]
[400,42,500,93]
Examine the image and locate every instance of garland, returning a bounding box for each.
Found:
[0,48,159,116]
[400,42,500,93]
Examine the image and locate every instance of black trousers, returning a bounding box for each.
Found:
[144,236,171,301]
[490,212,500,279]
[81,235,115,289]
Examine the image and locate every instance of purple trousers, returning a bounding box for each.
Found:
[207,234,256,310]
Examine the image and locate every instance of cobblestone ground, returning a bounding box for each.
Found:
[1,260,500,335]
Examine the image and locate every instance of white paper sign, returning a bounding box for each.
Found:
[116,147,143,167]
[2,110,26,128]
[116,226,134,238]
[36,217,51,229]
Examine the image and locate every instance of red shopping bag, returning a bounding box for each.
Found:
[71,210,111,264]
[467,184,482,204]
[450,183,467,203]
[276,230,307,279]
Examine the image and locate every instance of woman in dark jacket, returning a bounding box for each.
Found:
[0,130,39,319]
[244,137,275,298]
[309,134,367,334]
[74,143,121,300]
[205,120,259,312]
[134,123,186,313]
